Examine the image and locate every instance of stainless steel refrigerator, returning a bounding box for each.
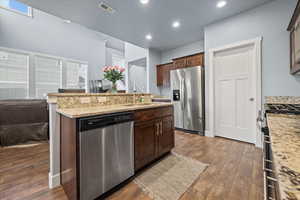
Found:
[170,66,205,134]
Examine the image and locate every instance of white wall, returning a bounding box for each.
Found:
[0,8,106,81]
[128,65,147,92]
[105,47,126,90]
[125,42,148,63]
[161,40,204,63]
[204,0,300,134]
[205,0,300,97]
[148,49,161,95]
[124,42,147,92]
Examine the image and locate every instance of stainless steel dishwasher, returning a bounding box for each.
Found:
[78,112,134,200]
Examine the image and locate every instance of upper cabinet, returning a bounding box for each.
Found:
[186,53,204,67]
[288,1,300,75]
[173,53,204,69]
[156,52,204,87]
[157,63,172,86]
[173,57,187,69]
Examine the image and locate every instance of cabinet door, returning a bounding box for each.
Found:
[186,53,204,67]
[290,19,300,74]
[134,120,158,171]
[173,57,186,69]
[157,65,164,86]
[158,116,175,156]
[288,1,300,74]
[157,63,172,86]
[163,63,172,86]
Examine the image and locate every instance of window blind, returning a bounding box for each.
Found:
[35,56,61,98]
[66,61,87,89]
[0,47,88,99]
[0,50,28,99]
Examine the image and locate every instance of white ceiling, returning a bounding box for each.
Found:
[19,0,273,51]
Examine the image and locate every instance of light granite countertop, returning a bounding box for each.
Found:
[48,92,151,97]
[57,103,173,118]
[266,113,300,200]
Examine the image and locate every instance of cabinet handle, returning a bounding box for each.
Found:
[160,122,163,135]
[158,123,161,136]
[156,123,159,136]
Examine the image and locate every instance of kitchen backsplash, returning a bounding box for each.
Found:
[265,96,300,104]
[50,93,152,109]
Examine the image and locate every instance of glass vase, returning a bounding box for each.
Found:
[111,82,118,93]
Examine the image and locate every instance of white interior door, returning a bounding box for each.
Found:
[214,44,256,143]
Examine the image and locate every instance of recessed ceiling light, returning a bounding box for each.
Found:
[63,19,71,24]
[172,21,180,28]
[145,34,152,40]
[140,0,149,5]
[216,0,227,8]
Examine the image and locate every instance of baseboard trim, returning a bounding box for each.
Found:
[205,130,214,137]
[49,172,60,189]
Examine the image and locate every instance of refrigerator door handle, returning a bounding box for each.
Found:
[183,78,187,109]
[181,79,185,109]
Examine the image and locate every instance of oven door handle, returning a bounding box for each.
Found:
[266,176,278,182]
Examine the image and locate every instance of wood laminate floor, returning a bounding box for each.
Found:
[0,131,263,200]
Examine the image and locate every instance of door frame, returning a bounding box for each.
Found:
[207,37,262,147]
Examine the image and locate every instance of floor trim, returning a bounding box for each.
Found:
[49,172,60,189]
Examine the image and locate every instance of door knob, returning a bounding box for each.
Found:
[249,98,255,101]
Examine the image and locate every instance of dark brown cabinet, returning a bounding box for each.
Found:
[173,57,187,69]
[157,63,172,86]
[173,53,204,70]
[156,53,204,87]
[288,1,300,75]
[157,65,164,86]
[60,115,78,200]
[186,53,204,67]
[134,106,174,171]
[158,116,174,157]
[134,120,157,171]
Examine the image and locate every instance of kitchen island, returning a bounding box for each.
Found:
[47,93,154,188]
[47,93,174,200]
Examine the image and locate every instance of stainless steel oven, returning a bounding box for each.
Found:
[262,127,280,200]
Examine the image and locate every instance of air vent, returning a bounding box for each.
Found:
[99,2,116,14]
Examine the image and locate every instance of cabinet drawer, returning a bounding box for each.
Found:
[134,106,173,122]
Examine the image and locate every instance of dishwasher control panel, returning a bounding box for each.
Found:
[79,112,134,132]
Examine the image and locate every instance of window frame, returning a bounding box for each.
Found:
[0,46,88,99]
[0,0,33,17]
[65,60,88,90]
[0,48,30,98]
